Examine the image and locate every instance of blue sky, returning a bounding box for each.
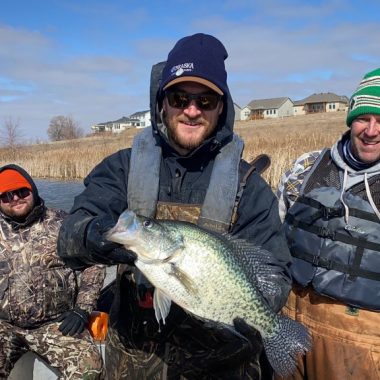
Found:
[1,0,379,140]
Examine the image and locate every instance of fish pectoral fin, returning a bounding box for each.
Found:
[153,288,172,325]
[169,265,198,296]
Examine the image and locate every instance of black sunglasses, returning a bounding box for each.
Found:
[0,188,31,204]
[165,90,222,111]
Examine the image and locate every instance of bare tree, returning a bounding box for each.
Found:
[1,117,24,155]
[47,115,84,141]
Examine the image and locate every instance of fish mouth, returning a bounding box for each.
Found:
[105,210,137,245]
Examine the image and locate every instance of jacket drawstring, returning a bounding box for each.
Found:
[340,168,350,225]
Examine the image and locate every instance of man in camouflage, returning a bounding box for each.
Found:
[0,164,105,379]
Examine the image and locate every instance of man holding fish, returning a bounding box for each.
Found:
[58,33,304,379]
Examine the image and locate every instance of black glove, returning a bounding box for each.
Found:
[166,316,260,376]
[85,216,137,265]
[58,307,89,336]
[233,317,263,357]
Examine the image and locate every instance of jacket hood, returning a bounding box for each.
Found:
[0,164,45,228]
[148,61,235,157]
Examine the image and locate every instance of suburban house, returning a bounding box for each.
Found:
[233,103,242,121]
[91,91,349,133]
[240,97,294,120]
[91,116,141,133]
[293,92,349,116]
[129,110,151,128]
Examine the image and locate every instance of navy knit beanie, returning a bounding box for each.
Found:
[346,68,380,127]
[160,33,228,95]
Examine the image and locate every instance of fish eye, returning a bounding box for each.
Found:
[143,220,152,227]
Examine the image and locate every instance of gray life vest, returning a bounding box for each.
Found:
[284,149,380,310]
[127,127,244,233]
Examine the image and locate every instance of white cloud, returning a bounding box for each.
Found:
[0,0,379,139]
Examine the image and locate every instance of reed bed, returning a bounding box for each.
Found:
[237,112,347,188]
[0,129,139,179]
[0,112,347,189]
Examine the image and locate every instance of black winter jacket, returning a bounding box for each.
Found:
[58,63,292,314]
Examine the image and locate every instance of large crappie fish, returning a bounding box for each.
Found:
[106,210,311,377]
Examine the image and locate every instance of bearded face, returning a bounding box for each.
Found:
[162,82,223,155]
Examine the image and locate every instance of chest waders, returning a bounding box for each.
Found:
[284,149,380,310]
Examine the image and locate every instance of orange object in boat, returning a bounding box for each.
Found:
[88,311,109,341]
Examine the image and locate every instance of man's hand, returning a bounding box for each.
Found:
[166,316,263,376]
[58,307,89,336]
[233,317,263,356]
[85,216,136,265]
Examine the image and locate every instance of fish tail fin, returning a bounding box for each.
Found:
[262,315,311,377]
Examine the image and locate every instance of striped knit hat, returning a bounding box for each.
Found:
[346,68,380,127]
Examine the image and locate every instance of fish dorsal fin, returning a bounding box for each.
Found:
[153,288,172,325]
[226,237,284,299]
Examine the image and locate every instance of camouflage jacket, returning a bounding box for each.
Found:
[0,207,105,328]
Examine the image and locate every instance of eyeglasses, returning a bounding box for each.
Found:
[165,90,222,111]
[0,188,31,203]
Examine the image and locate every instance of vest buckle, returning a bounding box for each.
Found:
[319,227,330,238]
[322,206,343,220]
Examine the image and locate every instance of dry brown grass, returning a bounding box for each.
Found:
[235,112,347,188]
[0,112,348,189]
[0,129,139,179]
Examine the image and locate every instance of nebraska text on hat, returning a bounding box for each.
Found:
[170,63,195,76]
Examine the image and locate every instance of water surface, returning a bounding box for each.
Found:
[34,179,84,212]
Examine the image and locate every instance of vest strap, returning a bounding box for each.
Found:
[198,135,244,233]
[296,195,380,223]
[292,248,380,281]
[127,127,161,217]
[286,213,380,252]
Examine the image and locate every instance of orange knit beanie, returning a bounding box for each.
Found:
[0,169,32,193]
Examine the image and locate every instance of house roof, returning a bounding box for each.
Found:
[113,116,133,123]
[111,116,140,124]
[130,110,150,118]
[247,97,291,110]
[296,92,349,105]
